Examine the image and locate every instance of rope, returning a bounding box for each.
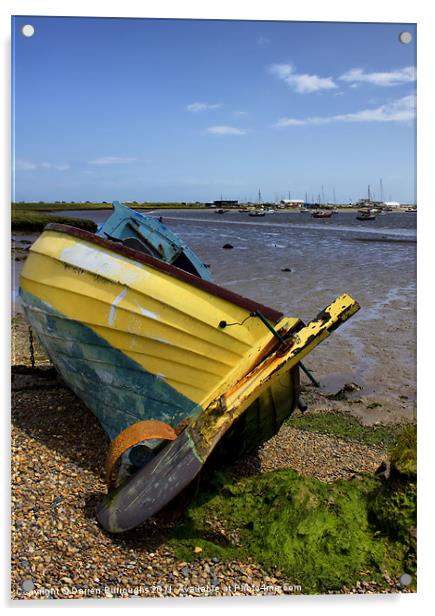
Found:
[27,326,35,369]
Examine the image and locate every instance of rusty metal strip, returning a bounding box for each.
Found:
[105,420,177,488]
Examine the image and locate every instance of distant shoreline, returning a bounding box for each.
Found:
[11,202,416,232]
[12,202,416,214]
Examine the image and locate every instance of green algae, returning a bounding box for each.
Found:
[12,211,97,232]
[169,423,417,593]
[368,424,417,577]
[287,411,401,447]
[169,470,407,593]
[388,423,416,478]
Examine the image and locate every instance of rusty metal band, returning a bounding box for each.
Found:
[105,420,177,488]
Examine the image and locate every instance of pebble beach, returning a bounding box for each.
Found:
[11,314,413,599]
[11,208,416,599]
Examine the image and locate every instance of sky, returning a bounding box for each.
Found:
[12,16,416,204]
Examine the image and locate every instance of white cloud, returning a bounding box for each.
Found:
[40,162,71,171]
[14,159,70,171]
[268,63,337,93]
[15,160,38,171]
[187,102,221,112]
[274,94,416,127]
[274,118,307,127]
[205,126,248,136]
[88,156,137,165]
[257,36,270,48]
[339,66,416,87]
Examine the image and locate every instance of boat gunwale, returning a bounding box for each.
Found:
[43,223,283,323]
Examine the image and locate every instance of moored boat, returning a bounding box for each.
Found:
[312,210,333,219]
[19,219,360,532]
[248,210,266,217]
[356,209,377,221]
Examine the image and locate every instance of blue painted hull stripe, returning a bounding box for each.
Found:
[19,289,200,440]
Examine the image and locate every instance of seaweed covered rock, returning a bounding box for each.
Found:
[369,424,417,576]
[170,469,401,593]
[169,423,417,594]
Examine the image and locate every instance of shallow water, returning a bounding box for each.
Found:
[13,209,416,421]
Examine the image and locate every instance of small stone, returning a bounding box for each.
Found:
[21,579,35,592]
[52,496,63,507]
[193,546,203,554]
[399,573,412,587]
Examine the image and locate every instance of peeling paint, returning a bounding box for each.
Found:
[152,337,176,346]
[61,243,146,286]
[139,307,159,320]
[108,288,127,326]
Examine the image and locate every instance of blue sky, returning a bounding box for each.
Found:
[12,17,416,203]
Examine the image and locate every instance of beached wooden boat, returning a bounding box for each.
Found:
[19,222,359,533]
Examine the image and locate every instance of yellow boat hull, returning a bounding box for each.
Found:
[19,223,360,531]
[20,224,302,436]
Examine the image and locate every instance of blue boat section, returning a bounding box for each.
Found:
[19,289,200,441]
[96,201,212,281]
